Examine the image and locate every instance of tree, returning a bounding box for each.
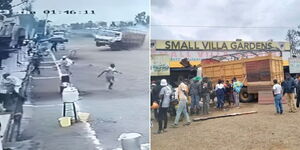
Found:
[0,0,13,16]
[135,11,149,25]
[98,21,107,27]
[85,20,95,28]
[127,21,134,26]
[119,21,128,27]
[110,22,117,27]
[287,26,300,56]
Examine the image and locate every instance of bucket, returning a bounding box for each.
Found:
[118,133,142,150]
[78,112,90,122]
[58,117,71,127]
[141,143,150,150]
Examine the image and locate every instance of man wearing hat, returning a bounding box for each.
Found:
[157,79,172,134]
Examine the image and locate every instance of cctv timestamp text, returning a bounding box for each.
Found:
[15,10,95,15]
[43,10,95,15]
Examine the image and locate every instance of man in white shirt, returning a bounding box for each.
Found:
[58,56,74,75]
[171,79,191,127]
[273,79,283,114]
[97,64,122,90]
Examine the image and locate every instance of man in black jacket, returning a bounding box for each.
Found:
[189,77,201,115]
[282,74,297,113]
[296,76,300,108]
[201,77,212,115]
[151,80,162,120]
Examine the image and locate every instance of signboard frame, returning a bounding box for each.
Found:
[151,54,170,76]
[289,58,300,73]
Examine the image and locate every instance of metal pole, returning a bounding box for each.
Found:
[44,14,48,36]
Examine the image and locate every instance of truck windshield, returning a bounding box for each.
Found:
[98,30,120,37]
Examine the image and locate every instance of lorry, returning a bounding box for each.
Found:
[201,52,284,102]
[94,28,146,50]
[48,30,68,43]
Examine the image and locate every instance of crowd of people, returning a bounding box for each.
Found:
[151,76,244,134]
[273,74,300,114]
[151,73,300,134]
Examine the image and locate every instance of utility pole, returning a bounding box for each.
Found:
[44,14,48,36]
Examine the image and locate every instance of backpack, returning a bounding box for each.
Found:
[159,86,173,107]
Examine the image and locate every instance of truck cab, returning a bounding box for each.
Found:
[94,29,122,47]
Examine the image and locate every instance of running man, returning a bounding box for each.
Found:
[97,64,122,90]
[58,56,74,75]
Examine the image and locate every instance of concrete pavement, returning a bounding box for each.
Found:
[18,34,149,150]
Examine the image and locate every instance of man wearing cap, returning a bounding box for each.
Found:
[58,56,74,75]
[97,64,122,90]
[189,76,201,115]
[157,79,172,134]
[171,79,191,127]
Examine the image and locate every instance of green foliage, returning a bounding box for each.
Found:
[0,0,12,16]
[287,26,300,56]
[135,11,149,25]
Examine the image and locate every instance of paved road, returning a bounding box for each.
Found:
[19,33,149,150]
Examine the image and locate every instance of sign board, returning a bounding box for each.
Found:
[289,58,300,73]
[151,49,281,68]
[154,40,290,51]
[151,54,170,76]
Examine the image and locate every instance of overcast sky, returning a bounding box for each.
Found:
[151,0,300,41]
[12,0,149,25]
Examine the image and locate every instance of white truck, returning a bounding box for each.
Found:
[48,30,68,43]
[94,29,146,50]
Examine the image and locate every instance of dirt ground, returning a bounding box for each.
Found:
[151,102,300,150]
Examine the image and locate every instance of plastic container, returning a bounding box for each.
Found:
[58,117,71,127]
[62,86,79,102]
[118,133,142,150]
[78,112,90,122]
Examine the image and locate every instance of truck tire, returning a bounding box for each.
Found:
[96,42,101,47]
[110,42,122,50]
[239,87,254,103]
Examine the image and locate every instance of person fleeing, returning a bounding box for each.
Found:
[273,79,283,114]
[58,56,74,75]
[51,42,58,52]
[282,74,297,113]
[97,64,122,90]
[171,79,191,127]
[157,79,172,134]
[30,52,42,75]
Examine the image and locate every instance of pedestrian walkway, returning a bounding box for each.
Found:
[0,50,29,80]
[16,48,104,150]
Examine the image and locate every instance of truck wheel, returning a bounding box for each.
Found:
[110,42,122,50]
[239,87,254,103]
